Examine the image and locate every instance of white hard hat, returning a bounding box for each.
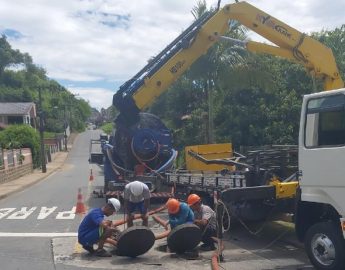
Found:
[107,198,121,212]
[129,181,144,196]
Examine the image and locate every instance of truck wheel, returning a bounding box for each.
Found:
[305,221,345,270]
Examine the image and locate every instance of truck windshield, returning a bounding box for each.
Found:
[305,94,345,147]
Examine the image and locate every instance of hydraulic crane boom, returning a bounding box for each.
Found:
[113,1,344,122]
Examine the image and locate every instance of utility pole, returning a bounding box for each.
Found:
[63,105,68,151]
[38,86,47,173]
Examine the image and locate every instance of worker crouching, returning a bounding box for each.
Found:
[124,181,150,227]
[188,194,217,251]
[78,198,121,257]
[165,198,194,229]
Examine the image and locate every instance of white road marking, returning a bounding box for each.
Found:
[0,207,78,220]
[0,208,16,219]
[55,207,76,219]
[37,206,58,219]
[7,207,37,219]
[0,232,77,237]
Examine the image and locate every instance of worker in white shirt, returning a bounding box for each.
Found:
[124,181,150,227]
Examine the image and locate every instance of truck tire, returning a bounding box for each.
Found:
[305,221,345,270]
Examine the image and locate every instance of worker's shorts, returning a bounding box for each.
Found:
[78,226,103,247]
[128,201,147,215]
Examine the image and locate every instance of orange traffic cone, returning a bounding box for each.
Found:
[89,169,94,181]
[75,188,86,214]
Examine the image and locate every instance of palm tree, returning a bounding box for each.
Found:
[188,1,249,143]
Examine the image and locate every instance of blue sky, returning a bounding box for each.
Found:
[1,0,344,110]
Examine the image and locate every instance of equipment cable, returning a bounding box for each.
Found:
[227,201,277,236]
[292,33,307,63]
[222,199,291,251]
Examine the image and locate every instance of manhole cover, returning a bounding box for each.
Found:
[116,226,155,257]
[167,224,201,253]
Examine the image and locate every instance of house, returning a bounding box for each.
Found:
[0,102,37,128]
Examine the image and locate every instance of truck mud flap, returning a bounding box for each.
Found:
[221,185,275,202]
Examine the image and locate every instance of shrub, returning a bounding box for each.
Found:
[0,124,40,168]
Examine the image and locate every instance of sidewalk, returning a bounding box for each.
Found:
[0,134,77,201]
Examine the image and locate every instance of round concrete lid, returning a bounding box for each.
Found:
[167,224,201,253]
[116,226,155,257]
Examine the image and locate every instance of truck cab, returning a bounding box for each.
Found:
[296,88,345,269]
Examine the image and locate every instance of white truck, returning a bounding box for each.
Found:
[108,2,345,269]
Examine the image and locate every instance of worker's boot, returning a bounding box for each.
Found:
[199,243,216,251]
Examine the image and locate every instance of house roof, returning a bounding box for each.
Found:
[0,102,36,115]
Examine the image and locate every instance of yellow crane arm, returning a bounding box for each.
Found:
[113,1,343,118]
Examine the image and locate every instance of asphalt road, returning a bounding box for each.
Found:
[0,129,314,270]
[0,129,107,270]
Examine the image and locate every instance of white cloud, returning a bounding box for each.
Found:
[246,0,345,33]
[68,86,114,111]
[1,0,344,110]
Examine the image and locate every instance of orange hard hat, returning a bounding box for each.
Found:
[166,198,180,214]
[187,194,201,206]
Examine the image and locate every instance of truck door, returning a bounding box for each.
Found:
[299,90,345,216]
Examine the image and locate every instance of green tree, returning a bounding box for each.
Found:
[312,25,345,83]
[0,36,23,79]
[150,1,251,149]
